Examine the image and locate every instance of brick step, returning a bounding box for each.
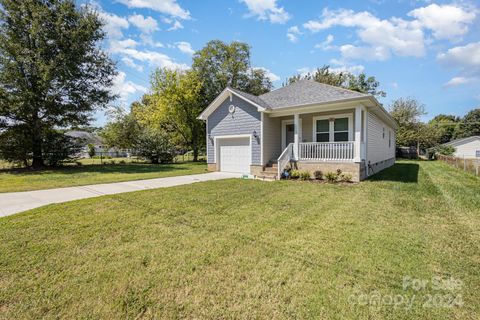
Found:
[266,162,278,168]
[263,167,277,173]
[256,171,278,181]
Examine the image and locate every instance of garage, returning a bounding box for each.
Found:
[217,137,251,174]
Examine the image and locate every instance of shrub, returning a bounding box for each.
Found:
[339,173,353,182]
[313,170,323,180]
[325,171,338,183]
[75,161,82,166]
[299,171,311,181]
[119,160,126,164]
[336,168,342,175]
[135,129,175,164]
[87,144,95,158]
[290,170,300,179]
[109,160,116,165]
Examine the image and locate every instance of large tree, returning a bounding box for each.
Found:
[0,0,116,167]
[101,106,140,149]
[454,108,480,139]
[137,68,205,161]
[192,40,273,104]
[389,97,428,149]
[428,114,459,144]
[287,65,386,97]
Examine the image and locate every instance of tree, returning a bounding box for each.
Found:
[135,129,175,164]
[389,98,427,149]
[192,40,272,104]
[101,106,140,149]
[0,0,116,168]
[286,65,386,97]
[428,114,459,144]
[454,108,480,139]
[137,68,205,161]
[87,144,95,158]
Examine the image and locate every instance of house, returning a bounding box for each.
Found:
[65,130,131,158]
[442,136,480,158]
[197,80,397,181]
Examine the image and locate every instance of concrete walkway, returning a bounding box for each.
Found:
[0,172,239,218]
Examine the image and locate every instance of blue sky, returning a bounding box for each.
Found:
[82,0,480,125]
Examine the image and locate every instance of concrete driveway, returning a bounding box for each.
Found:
[0,172,240,218]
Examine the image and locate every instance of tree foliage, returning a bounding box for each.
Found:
[135,129,175,164]
[0,0,116,167]
[454,108,480,139]
[192,40,273,104]
[137,68,205,161]
[428,114,459,144]
[287,65,386,97]
[389,97,428,148]
[101,107,140,149]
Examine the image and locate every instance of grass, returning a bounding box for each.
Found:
[0,161,207,193]
[0,160,479,319]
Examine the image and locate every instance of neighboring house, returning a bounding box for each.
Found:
[65,130,130,158]
[443,136,480,158]
[197,80,397,181]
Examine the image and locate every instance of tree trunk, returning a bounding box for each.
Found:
[193,146,198,162]
[31,117,44,169]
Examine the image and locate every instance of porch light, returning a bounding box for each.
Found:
[252,130,258,138]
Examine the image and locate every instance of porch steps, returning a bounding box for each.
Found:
[255,162,279,181]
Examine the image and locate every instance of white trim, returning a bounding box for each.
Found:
[281,118,302,150]
[197,88,266,120]
[312,113,353,142]
[260,112,264,165]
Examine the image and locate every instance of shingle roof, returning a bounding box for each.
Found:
[228,87,270,109]
[258,79,369,109]
[65,131,103,145]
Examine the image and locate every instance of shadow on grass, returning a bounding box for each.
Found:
[367,162,419,183]
[0,162,205,176]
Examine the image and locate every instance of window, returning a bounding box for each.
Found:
[334,118,349,142]
[316,119,329,142]
[389,131,391,147]
[383,127,385,139]
[315,116,351,142]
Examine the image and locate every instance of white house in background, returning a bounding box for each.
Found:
[443,136,480,158]
[197,80,398,181]
[65,130,130,158]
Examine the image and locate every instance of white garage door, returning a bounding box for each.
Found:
[219,137,251,174]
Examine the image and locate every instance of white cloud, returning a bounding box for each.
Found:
[314,34,335,50]
[408,4,476,40]
[303,8,425,60]
[176,41,195,55]
[286,25,301,43]
[109,38,138,53]
[140,34,164,47]
[253,67,280,82]
[117,0,190,20]
[121,57,144,72]
[111,71,147,104]
[339,44,390,61]
[98,11,129,39]
[240,0,291,24]
[168,20,184,31]
[120,48,189,70]
[329,59,365,74]
[444,77,473,87]
[128,14,159,33]
[438,42,480,86]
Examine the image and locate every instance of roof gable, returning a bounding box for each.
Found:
[444,136,480,146]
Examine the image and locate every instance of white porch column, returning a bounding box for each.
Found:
[294,113,299,160]
[354,106,362,162]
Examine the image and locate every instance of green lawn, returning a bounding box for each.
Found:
[0,160,479,319]
[0,161,207,193]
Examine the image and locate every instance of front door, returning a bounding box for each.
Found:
[285,124,295,146]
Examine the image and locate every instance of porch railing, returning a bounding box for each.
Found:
[299,142,355,161]
[277,143,294,178]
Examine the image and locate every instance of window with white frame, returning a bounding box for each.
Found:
[315,119,329,142]
[314,116,351,142]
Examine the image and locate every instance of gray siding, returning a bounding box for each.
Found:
[207,95,261,165]
[262,114,281,164]
[367,111,395,164]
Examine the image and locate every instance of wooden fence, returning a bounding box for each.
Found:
[436,154,480,176]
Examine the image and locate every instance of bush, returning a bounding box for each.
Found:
[135,129,175,164]
[336,168,342,175]
[42,130,82,166]
[75,161,82,166]
[325,171,338,183]
[109,160,115,165]
[119,160,126,164]
[299,171,311,181]
[339,173,353,182]
[313,170,323,180]
[290,170,300,179]
[87,144,95,158]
